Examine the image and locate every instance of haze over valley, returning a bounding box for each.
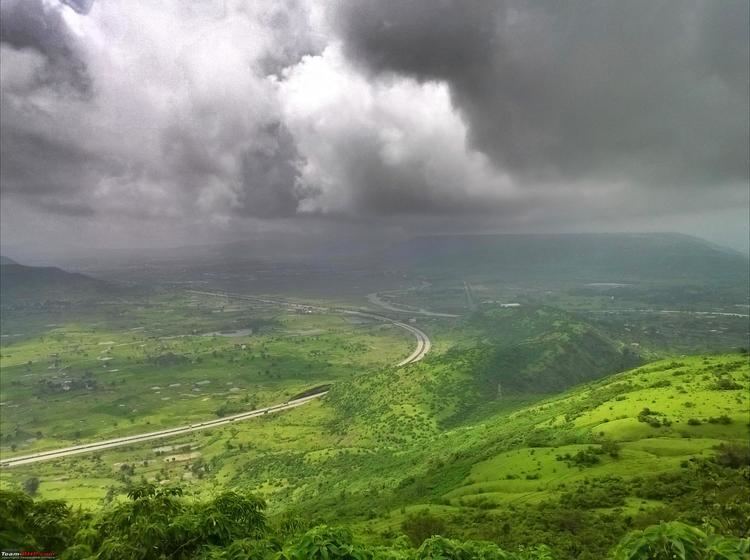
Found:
[0,1,748,559]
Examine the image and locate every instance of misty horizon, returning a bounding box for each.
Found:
[1,3,749,556]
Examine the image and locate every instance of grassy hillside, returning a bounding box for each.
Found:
[326,306,639,444]
[1,286,746,557]
[3,353,746,559]
[434,354,749,509]
[467,306,641,393]
[0,263,115,304]
[339,353,749,557]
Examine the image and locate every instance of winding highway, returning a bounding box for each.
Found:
[366,292,459,318]
[1,291,431,468]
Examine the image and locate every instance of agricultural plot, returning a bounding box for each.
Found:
[0,292,411,456]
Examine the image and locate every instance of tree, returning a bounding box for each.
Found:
[401,511,447,547]
[85,483,268,560]
[416,536,553,559]
[278,525,375,560]
[0,490,80,553]
[613,521,749,560]
[23,477,40,496]
[599,439,621,458]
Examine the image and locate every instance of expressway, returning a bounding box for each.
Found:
[1,291,432,468]
[338,309,431,366]
[187,290,434,366]
[1,393,325,468]
[365,292,459,318]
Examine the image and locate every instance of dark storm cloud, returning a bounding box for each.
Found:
[0,0,318,225]
[0,0,747,254]
[0,126,118,218]
[332,0,750,187]
[0,129,90,195]
[60,0,94,15]
[35,199,95,217]
[0,0,90,91]
[234,123,305,218]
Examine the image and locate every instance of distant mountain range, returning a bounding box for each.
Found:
[0,255,18,265]
[2,233,747,295]
[0,260,114,303]
[374,232,750,285]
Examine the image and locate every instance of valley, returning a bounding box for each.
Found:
[2,1,748,556]
[1,233,748,559]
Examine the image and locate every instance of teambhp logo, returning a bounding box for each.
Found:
[1,552,57,558]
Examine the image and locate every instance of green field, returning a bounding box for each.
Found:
[1,270,748,558]
[2,288,748,557]
[0,292,412,455]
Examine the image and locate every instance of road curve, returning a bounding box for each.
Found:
[1,292,431,468]
[337,309,431,366]
[366,291,459,318]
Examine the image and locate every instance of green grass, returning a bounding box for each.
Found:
[0,293,411,455]
[1,285,747,557]
[4,351,746,520]
[401,354,749,514]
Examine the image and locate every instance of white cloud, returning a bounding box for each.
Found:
[280,45,515,216]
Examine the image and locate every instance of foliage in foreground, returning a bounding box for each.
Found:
[1,482,748,560]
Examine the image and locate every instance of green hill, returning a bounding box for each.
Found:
[334,353,749,557]
[326,306,640,444]
[1,349,747,558]
[0,263,115,304]
[468,306,641,393]
[378,233,749,286]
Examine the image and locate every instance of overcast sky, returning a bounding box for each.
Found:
[1,0,748,258]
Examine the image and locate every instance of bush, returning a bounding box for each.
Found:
[560,476,629,509]
[278,526,372,560]
[711,377,742,391]
[613,521,749,560]
[600,439,621,458]
[714,444,750,469]
[401,510,447,547]
[556,447,602,467]
[637,408,671,428]
[649,379,672,388]
[416,535,553,559]
[23,476,40,496]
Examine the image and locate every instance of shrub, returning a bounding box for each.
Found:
[714,443,750,469]
[401,510,448,547]
[23,477,40,496]
[613,521,749,560]
[637,408,670,428]
[649,379,672,388]
[711,378,742,391]
[278,526,372,560]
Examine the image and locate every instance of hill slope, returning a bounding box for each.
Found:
[342,353,750,558]
[0,345,746,558]
[0,263,114,303]
[377,233,750,285]
[326,306,640,444]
